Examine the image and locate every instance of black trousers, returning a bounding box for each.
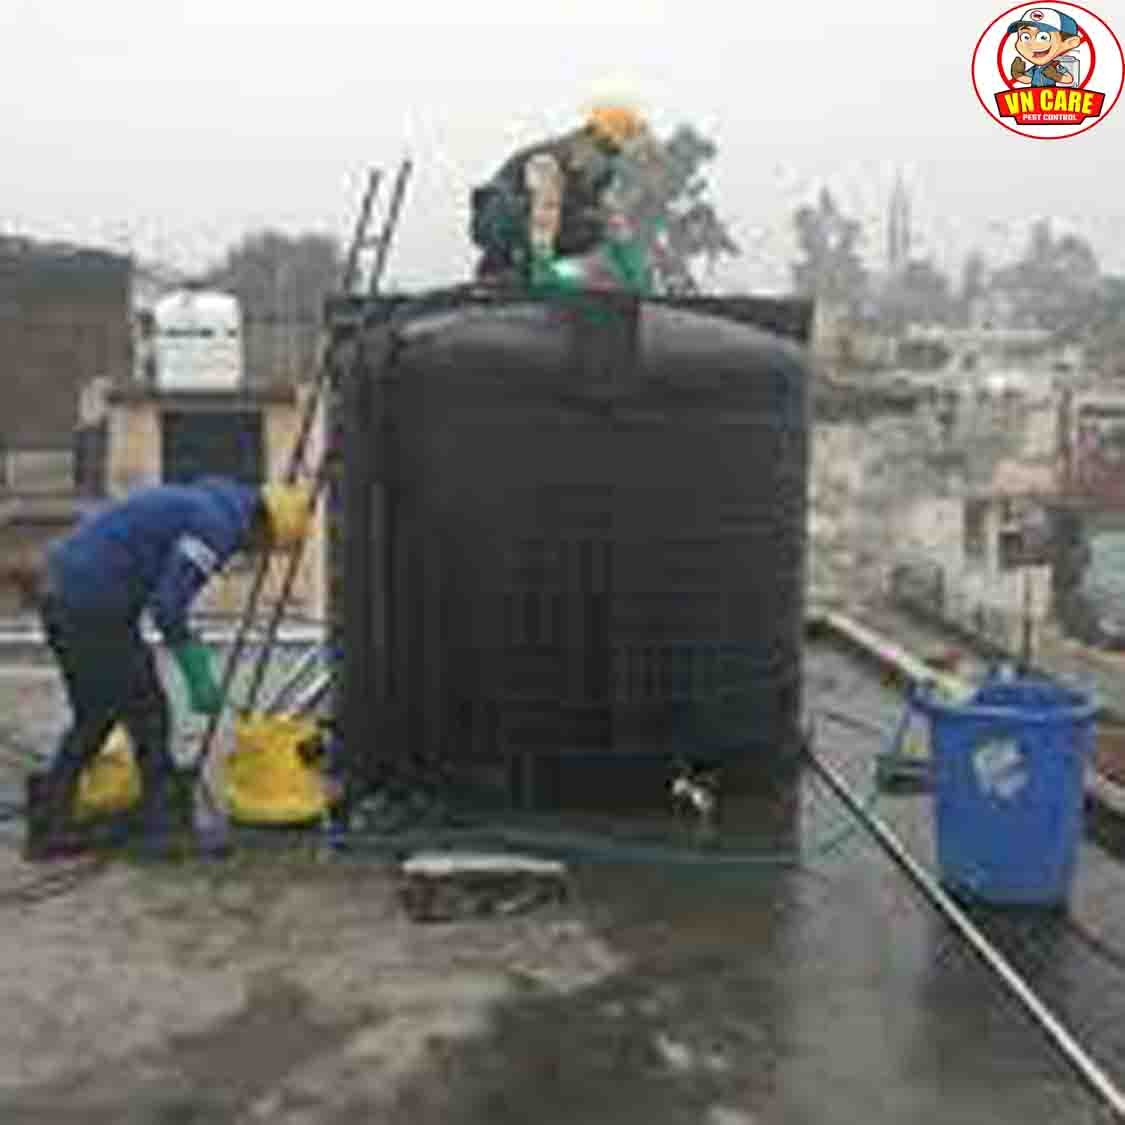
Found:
[39,594,174,833]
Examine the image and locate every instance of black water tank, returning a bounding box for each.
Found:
[336,291,812,808]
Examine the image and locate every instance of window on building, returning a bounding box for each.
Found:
[161,410,264,488]
[964,499,988,563]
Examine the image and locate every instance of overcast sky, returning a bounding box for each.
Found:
[2,0,1124,290]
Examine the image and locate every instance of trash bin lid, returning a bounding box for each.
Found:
[915,675,1095,723]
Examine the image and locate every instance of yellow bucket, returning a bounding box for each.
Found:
[222,714,329,825]
[74,724,143,822]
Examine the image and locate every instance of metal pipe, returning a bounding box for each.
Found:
[290,668,333,715]
[0,623,324,649]
[805,737,1125,1121]
[264,642,325,713]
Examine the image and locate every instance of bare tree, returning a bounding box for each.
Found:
[885,258,955,328]
[990,219,1101,331]
[790,188,868,313]
[611,124,739,296]
[1084,275,1125,376]
[203,230,342,323]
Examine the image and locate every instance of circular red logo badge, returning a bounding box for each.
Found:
[972,3,1124,138]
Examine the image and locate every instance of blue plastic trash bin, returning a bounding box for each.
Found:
[913,674,1095,907]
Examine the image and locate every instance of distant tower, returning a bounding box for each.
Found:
[887,170,912,274]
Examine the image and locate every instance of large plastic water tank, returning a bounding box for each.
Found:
[149,289,243,391]
[336,291,812,808]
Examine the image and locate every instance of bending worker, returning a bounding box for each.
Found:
[469,101,649,283]
[24,476,311,860]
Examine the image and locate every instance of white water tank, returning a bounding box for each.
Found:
[150,289,244,391]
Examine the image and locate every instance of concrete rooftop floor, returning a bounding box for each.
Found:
[0,642,1121,1124]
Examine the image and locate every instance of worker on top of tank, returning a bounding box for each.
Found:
[469,101,650,283]
[21,477,313,861]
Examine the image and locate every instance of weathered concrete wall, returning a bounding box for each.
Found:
[106,403,161,494]
[808,409,941,607]
[808,392,1059,614]
[243,319,320,385]
[0,450,74,494]
[0,241,131,449]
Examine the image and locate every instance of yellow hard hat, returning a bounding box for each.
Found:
[586,104,646,147]
[260,483,313,548]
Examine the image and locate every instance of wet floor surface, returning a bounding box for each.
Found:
[0,641,1123,1122]
[804,643,1125,1123]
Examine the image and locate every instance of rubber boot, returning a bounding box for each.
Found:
[23,765,91,862]
[23,772,51,861]
[192,775,233,860]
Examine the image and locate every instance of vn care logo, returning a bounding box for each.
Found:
[972,4,1124,138]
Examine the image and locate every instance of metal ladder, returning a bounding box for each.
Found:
[192,158,413,776]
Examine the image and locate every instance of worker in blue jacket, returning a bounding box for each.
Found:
[23,476,312,860]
